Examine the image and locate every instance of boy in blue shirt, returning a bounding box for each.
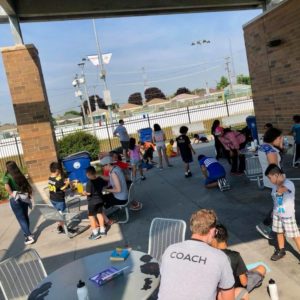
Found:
[198,154,226,188]
[265,164,300,261]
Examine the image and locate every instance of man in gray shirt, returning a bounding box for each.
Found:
[113,119,130,161]
[158,209,235,300]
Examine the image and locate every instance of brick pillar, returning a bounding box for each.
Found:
[244,0,300,134]
[1,44,58,182]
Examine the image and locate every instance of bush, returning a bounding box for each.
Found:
[57,131,100,160]
[0,181,8,200]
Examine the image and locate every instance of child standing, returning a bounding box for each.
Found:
[176,126,196,178]
[84,166,109,240]
[128,137,146,181]
[48,162,69,234]
[166,139,177,158]
[265,164,300,261]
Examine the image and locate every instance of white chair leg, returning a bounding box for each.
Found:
[118,207,129,224]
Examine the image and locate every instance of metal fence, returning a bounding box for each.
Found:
[0,98,254,172]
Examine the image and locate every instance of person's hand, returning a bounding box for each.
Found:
[277,185,288,194]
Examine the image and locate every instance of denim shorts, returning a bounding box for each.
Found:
[51,200,66,212]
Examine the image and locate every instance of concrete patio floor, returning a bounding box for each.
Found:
[1,142,300,299]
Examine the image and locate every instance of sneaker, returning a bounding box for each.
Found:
[185,172,189,178]
[57,225,65,234]
[188,171,192,177]
[141,176,146,181]
[99,231,107,237]
[24,236,35,245]
[271,248,286,261]
[256,223,273,240]
[88,232,101,240]
[130,202,143,211]
[167,164,173,168]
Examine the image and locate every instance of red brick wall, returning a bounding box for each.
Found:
[1,44,58,182]
[244,0,300,134]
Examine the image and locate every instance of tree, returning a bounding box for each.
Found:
[237,74,251,85]
[192,88,206,96]
[175,87,192,96]
[64,110,81,116]
[128,92,143,105]
[83,95,107,115]
[144,87,166,102]
[217,76,229,90]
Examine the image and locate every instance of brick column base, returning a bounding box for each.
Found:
[1,44,58,182]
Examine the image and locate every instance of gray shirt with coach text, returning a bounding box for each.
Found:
[158,240,234,300]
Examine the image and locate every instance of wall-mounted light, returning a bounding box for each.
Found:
[267,39,283,47]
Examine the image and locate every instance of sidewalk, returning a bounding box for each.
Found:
[1,142,300,299]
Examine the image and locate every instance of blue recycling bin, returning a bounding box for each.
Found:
[62,151,91,183]
[246,115,259,143]
[138,127,153,142]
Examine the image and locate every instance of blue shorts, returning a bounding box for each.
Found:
[51,200,66,212]
[205,173,225,185]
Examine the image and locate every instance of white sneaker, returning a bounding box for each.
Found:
[24,235,35,245]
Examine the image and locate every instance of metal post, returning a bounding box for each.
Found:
[224,96,230,117]
[14,135,23,168]
[8,15,24,45]
[92,19,114,129]
[105,119,112,151]
[187,106,191,124]
[147,114,151,128]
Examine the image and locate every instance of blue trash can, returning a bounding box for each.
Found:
[62,151,91,183]
[246,115,259,143]
[138,127,153,142]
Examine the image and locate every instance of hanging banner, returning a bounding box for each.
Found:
[87,53,112,66]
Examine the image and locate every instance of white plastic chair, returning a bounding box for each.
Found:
[244,156,264,189]
[148,218,186,263]
[0,249,47,300]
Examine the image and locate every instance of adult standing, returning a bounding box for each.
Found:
[113,119,130,162]
[3,161,34,245]
[158,209,235,300]
[256,127,283,239]
[152,123,172,170]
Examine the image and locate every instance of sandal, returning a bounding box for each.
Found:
[129,202,143,211]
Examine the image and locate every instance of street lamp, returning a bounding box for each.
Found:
[72,74,87,124]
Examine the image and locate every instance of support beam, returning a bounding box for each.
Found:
[8,15,23,44]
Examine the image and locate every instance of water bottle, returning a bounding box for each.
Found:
[283,137,289,149]
[268,279,279,300]
[77,280,89,300]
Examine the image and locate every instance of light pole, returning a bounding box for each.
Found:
[191,39,211,90]
[72,74,87,125]
[92,19,114,128]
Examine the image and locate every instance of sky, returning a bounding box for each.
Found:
[0,9,261,124]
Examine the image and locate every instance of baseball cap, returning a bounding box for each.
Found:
[99,156,113,166]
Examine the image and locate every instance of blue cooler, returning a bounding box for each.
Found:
[246,115,259,143]
[138,127,153,142]
[62,151,91,183]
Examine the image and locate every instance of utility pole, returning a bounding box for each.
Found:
[92,19,114,128]
[225,57,233,94]
[78,61,96,135]
[228,38,236,84]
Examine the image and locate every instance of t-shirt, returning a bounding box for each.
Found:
[153,130,165,147]
[222,249,247,288]
[109,166,128,201]
[113,125,129,141]
[291,124,300,144]
[158,240,234,300]
[166,144,175,156]
[258,143,281,188]
[48,175,66,202]
[198,157,226,178]
[129,145,141,161]
[271,179,295,218]
[85,177,106,205]
[2,173,20,192]
[176,135,191,156]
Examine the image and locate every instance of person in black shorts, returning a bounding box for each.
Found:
[84,166,109,240]
[176,126,196,178]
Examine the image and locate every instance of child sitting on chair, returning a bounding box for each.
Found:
[198,154,226,188]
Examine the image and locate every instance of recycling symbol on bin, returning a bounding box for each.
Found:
[73,161,81,169]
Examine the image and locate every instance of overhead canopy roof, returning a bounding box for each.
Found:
[0,0,266,23]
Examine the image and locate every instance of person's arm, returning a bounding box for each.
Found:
[189,144,196,155]
[266,152,279,165]
[99,175,109,182]
[200,165,208,178]
[106,172,121,193]
[218,288,235,300]
[239,273,248,287]
[113,127,118,137]
[230,132,240,150]
[163,132,166,141]
[4,183,13,196]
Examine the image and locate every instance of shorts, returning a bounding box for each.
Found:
[272,214,300,238]
[204,172,226,185]
[51,200,66,212]
[88,202,103,216]
[156,144,166,152]
[102,193,127,209]
[130,159,142,168]
[121,141,129,151]
[181,152,193,163]
[246,270,264,292]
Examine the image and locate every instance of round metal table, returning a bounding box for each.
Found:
[29,250,160,300]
